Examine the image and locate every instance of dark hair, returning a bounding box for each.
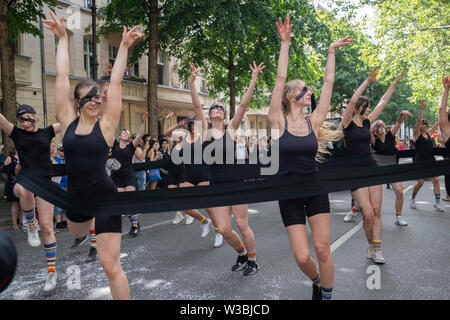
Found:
[355,96,370,113]
[74,80,99,102]
[159,138,168,144]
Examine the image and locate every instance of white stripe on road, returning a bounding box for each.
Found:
[330,184,413,253]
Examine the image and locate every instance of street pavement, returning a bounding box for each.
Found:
[0,177,449,300]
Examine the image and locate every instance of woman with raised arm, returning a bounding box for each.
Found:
[268,14,351,300]
[161,109,217,242]
[190,60,264,275]
[409,100,442,212]
[0,102,61,293]
[44,11,143,299]
[370,109,413,226]
[342,70,404,265]
[111,113,148,238]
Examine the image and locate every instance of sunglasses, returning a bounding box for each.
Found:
[210,104,225,112]
[421,121,429,126]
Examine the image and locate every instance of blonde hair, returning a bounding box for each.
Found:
[282,79,343,162]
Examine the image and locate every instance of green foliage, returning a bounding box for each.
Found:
[7,0,56,42]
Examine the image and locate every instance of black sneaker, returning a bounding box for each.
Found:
[85,247,97,263]
[70,235,88,249]
[231,254,248,272]
[312,284,322,300]
[55,222,64,229]
[243,260,259,276]
[129,223,140,238]
[61,220,68,228]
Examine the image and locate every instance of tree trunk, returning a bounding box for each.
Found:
[227,48,236,121]
[147,0,159,138]
[0,0,17,155]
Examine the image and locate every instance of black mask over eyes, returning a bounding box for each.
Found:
[295,86,316,112]
[360,103,369,116]
[79,86,101,108]
[18,116,36,124]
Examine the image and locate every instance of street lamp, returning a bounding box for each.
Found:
[90,0,98,81]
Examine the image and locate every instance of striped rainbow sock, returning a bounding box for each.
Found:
[435,193,440,203]
[199,216,208,224]
[90,230,96,248]
[24,207,37,230]
[247,251,256,262]
[45,242,57,273]
[130,215,139,227]
[321,287,333,300]
[372,239,381,250]
[235,245,247,256]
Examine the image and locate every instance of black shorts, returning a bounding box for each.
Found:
[167,168,186,186]
[184,165,210,185]
[66,212,122,234]
[278,193,330,227]
[111,168,136,188]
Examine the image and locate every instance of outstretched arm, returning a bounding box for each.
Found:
[229,61,265,131]
[132,113,148,148]
[342,69,378,128]
[43,11,76,133]
[438,76,450,143]
[310,37,352,132]
[368,72,404,124]
[268,14,292,136]
[188,63,209,136]
[100,26,144,146]
[414,100,426,139]
[390,110,413,136]
[0,113,14,136]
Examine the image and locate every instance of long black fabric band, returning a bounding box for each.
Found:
[16,158,450,217]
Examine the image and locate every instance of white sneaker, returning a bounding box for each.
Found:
[201,219,212,238]
[172,211,184,224]
[410,199,417,209]
[44,272,57,292]
[27,224,41,247]
[367,245,374,259]
[434,203,444,212]
[213,232,223,248]
[395,216,408,226]
[343,211,356,222]
[185,215,194,225]
[373,249,386,264]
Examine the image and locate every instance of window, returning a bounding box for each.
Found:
[250,121,255,129]
[133,63,139,77]
[109,45,118,65]
[199,71,207,93]
[84,0,92,8]
[157,53,165,85]
[54,36,59,55]
[84,38,94,79]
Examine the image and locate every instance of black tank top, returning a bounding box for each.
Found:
[111,140,135,169]
[62,118,116,195]
[343,119,371,155]
[278,117,318,176]
[372,131,396,155]
[446,138,450,156]
[415,134,435,162]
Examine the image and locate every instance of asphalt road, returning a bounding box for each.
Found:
[1,177,449,301]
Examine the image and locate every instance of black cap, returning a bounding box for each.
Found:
[16,104,36,117]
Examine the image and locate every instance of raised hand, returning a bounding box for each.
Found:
[141,112,149,123]
[443,76,450,89]
[43,11,67,39]
[276,14,293,43]
[249,61,265,81]
[368,68,379,83]
[420,100,426,110]
[121,26,145,48]
[189,62,204,82]
[166,111,175,119]
[329,36,353,52]
[400,110,413,119]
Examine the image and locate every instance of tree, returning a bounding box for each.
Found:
[0,0,56,154]
[365,0,450,106]
[171,0,331,118]
[99,0,213,137]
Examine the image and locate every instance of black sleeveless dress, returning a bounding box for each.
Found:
[63,118,121,234]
